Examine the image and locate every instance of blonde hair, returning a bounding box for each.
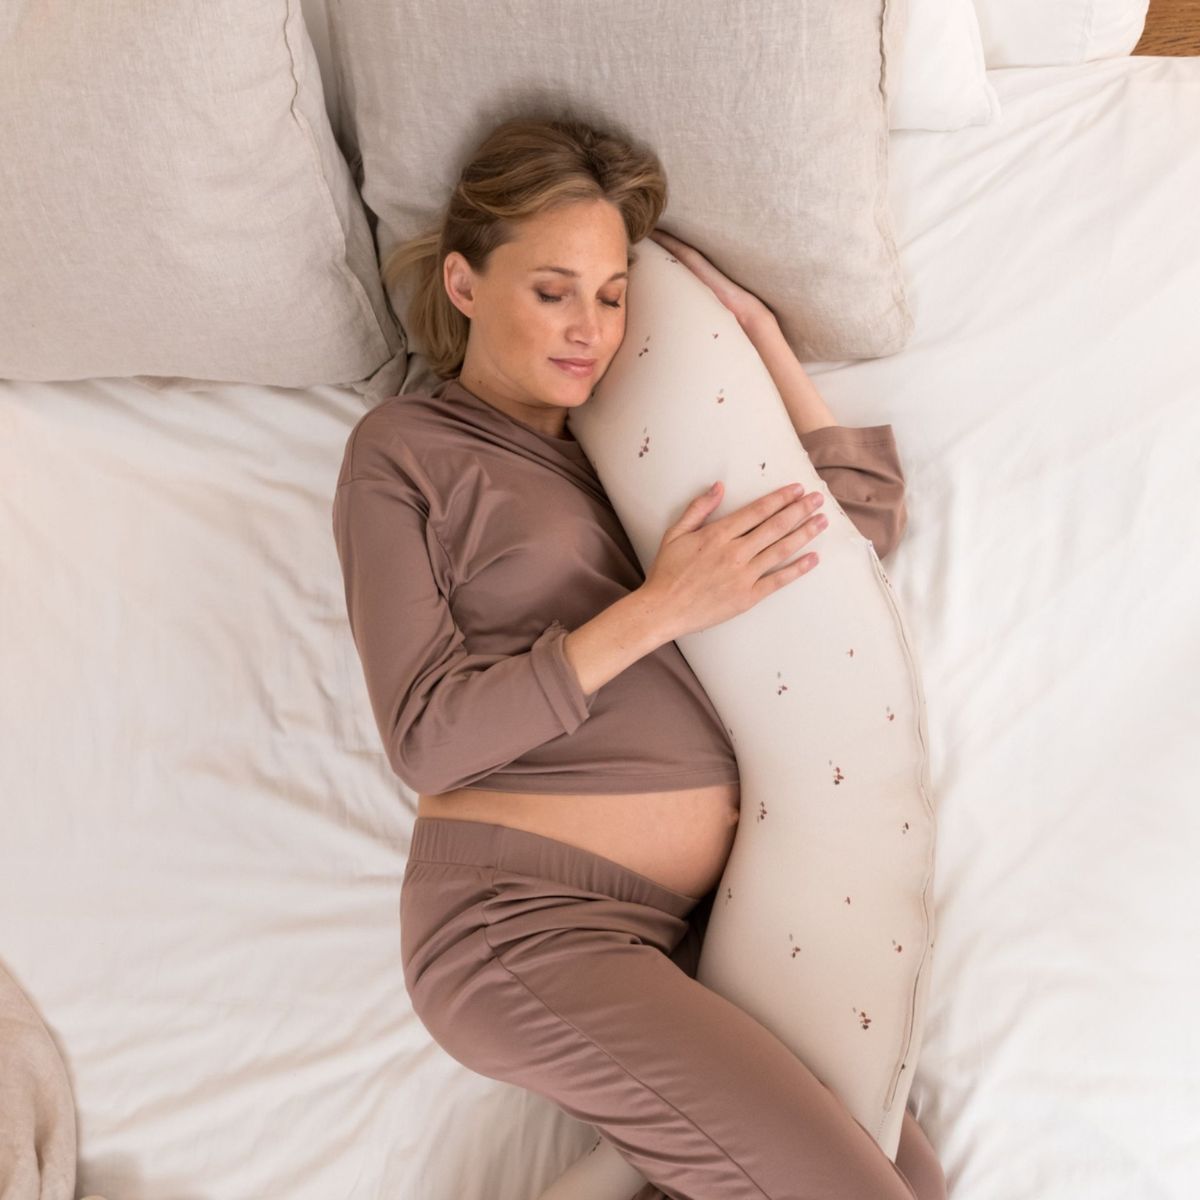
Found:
[381,114,669,381]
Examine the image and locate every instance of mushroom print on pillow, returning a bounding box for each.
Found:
[533,235,937,1199]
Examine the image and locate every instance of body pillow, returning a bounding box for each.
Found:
[535,237,937,1197]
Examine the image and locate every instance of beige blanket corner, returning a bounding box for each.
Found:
[0,959,95,1200]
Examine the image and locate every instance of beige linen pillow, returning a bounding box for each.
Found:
[327,0,913,401]
[0,0,398,388]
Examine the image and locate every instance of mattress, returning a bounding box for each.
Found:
[1,52,1197,1200]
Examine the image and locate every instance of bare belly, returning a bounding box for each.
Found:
[416,780,741,901]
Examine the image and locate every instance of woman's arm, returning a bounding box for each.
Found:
[649,228,840,436]
[332,421,605,795]
[740,310,840,437]
[740,305,909,559]
[648,229,908,557]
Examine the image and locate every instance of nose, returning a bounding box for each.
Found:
[568,313,600,345]
[567,300,614,345]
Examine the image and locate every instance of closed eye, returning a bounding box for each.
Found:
[537,291,623,309]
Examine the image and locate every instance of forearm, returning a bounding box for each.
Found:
[740,311,840,437]
[561,588,673,697]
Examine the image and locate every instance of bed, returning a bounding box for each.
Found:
[2,3,1197,1198]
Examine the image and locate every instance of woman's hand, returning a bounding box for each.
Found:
[640,477,827,641]
[647,228,775,331]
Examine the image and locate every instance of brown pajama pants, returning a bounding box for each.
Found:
[400,817,947,1200]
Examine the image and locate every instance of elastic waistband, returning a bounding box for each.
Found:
[408,817,699,917]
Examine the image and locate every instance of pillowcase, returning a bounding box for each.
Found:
[971,0,1151,66]
[327,0,914,401]
[0,0,398,389]
[299,0,347,149]
[534,236,937,1197]
[889,0,1002,131]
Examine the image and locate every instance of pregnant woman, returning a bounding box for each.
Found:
[332,115,946,1200]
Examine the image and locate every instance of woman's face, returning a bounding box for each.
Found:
[444,198,630,434]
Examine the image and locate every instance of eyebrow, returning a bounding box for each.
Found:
[529,255,636,282]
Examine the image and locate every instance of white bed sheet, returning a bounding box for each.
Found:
[1,52,1197,1200]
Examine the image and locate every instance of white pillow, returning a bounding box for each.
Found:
[889,0,1002,131]
[971,0,1151,66]
[534,237,937,1197]
[0,0,398,388]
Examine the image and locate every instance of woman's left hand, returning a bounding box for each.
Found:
[647,229,775,330]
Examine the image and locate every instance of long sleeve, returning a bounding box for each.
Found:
[331,468,598,795]
[796,424,908,559]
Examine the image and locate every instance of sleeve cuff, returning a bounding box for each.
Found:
[797,424,902,478]
[797,423,897,450]
[529,620,596,736]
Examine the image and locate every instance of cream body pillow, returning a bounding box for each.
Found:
[534,238,937,1197]
[0,0,397,388]
[328,0,912,402]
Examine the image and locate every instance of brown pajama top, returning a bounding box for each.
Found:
[331,376,907,796]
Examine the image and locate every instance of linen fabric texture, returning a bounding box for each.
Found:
[0,0,397,388]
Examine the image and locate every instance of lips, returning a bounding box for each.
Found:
[550,357,597,377]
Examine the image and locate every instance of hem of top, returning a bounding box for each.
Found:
[798,424,895,442]
[452,769,743,795]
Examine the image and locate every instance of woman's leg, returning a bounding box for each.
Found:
[670,884,946,1200]
[402,819,946,1200]
[630,1108,945,1200]
[893,1108,947,1200]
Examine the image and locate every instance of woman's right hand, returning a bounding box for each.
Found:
[641,479,828,640]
